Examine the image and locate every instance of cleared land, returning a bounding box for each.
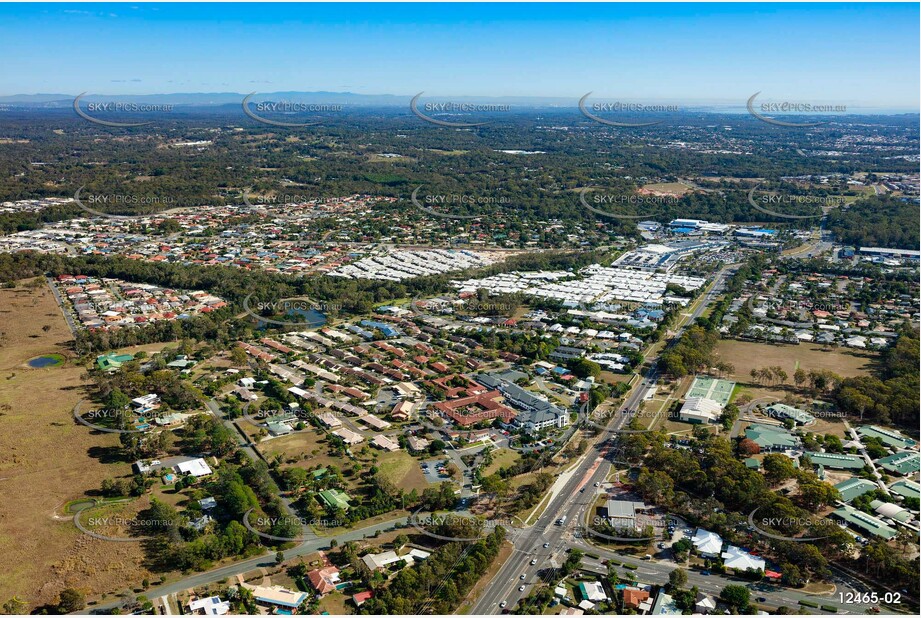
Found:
[257,428,344,471]
[482,448,521,477]
[640,182,692,196]
[375,450,429,493]
[717,340,877,381]
[0,278,139,608]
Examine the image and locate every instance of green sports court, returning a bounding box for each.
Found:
[685,376,736,406]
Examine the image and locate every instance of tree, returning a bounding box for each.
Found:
[562,549,583,575]
[719,585,750,612]
[763,453,796,485]
[230,345,248,366]
[668,567,688,590]
[57,588,86,613]
[738,438,760,456]
[276,551,285,565]
[1,597,27,615]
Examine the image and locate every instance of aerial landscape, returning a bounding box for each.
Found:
[0,2,918,616]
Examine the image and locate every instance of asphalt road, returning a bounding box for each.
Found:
[86,515,408,614]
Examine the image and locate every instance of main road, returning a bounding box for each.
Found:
[469,264,876,615]
[469,266,736,614]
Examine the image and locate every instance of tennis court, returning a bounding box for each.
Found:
[685,376,735,406]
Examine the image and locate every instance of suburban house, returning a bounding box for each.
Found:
[306,566,341,596]
[246,585,309,613]
[318,488,351,511]
[362,547,431,571]
[187,596,230,616]
[623,587,652,611]
[578,581,608,602]
[175,458,213,477]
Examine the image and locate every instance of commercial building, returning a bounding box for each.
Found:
[805,452,865,470]
[600,500,645,529]
[876,452,920,476]
[889,479,920,501]
[834,478,879,503]
[721,545,766,572]
[831,505,898,540]
[745,424,799,452]
[692,529,723,557]
[678,397,723,424]
[870,500,913,524]
[857,426,916,450]
[476,373,570,433]
[765,403,815,425]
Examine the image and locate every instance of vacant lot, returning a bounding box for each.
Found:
[376,451,428,493]
[717,340,877,381]
[482,448,520,477]
[257,428,344,471]
[640,182,691,196]
[0,278,141,608]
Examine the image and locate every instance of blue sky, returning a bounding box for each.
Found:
[0,2,917,109]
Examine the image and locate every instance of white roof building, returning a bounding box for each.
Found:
[188,596,230,615]
[679,397,723,424]
[333,427,364,445]
[371,434,400,451]
[721,545,766,572]
[580,581,608,602]
[692,528,724,557]
[176,458,213,477]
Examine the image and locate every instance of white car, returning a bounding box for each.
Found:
[520,574,526,580]
[530,559,537,565]
[499,602,507,609]
[518,585,526,592]
[543,542,550,548]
